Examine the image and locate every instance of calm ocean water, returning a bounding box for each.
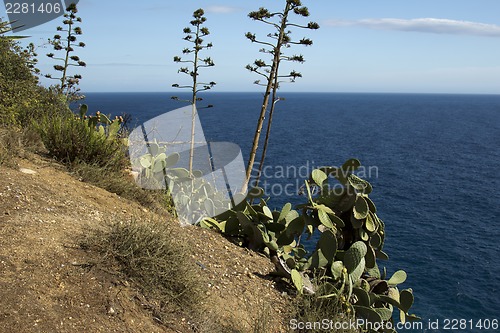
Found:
[83,92,500,332]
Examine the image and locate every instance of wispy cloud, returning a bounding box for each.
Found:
[141,5,172,12]
[325,18,500,37]
[89,63,168,67]
[205,5,240,14]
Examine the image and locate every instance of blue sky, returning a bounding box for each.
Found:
[3,0,500,94]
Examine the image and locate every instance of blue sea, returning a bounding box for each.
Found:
[83,92,500,332]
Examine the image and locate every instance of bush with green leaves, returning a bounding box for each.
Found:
[36,104,127,171]
[202,159,419,332]
[0,36,35,125]
[0,32,67,127]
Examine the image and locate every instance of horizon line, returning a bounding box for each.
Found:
[82,91,500,96]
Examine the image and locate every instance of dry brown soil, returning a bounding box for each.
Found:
[0,155,292,333]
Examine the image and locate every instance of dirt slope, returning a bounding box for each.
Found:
[0,155,291,333]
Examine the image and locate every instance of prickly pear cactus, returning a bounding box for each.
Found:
[200,159,419,331]
[78,104,124,141]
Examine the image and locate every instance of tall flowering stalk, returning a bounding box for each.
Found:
[243,0,319,192]
[171,8,216,176]
[45,3,86,101]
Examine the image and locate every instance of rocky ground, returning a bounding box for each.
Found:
[0,154,293,333]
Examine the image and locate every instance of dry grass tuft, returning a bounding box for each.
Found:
[0,127,44,166]
[70,162,173,212]
[81,218,204,324]
[291,281,360,333]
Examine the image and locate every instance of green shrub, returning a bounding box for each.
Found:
[36,112,127,171]
[0,32,68,127]
[19,86,69,126]
[0,37,38,125]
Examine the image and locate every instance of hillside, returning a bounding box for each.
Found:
[0,153,291,333]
